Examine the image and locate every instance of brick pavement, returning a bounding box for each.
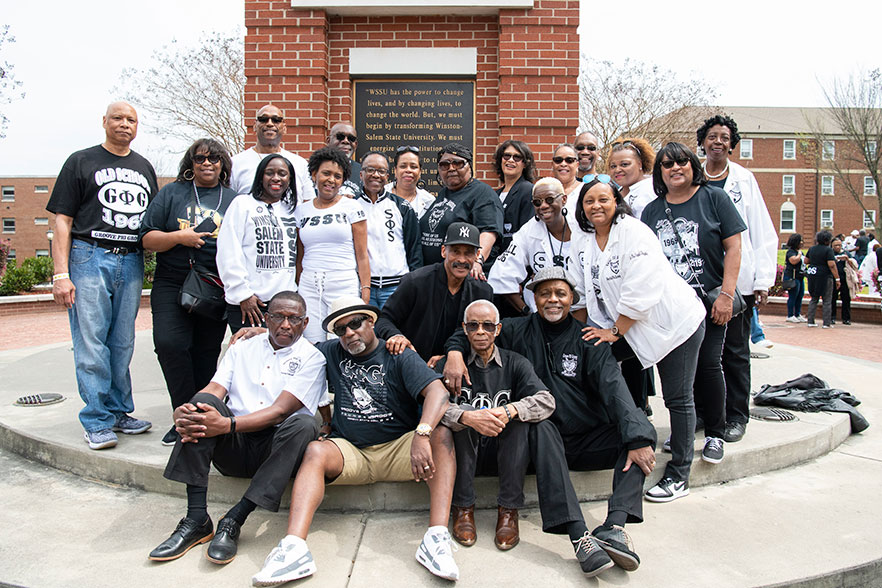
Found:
[0,307,152,352]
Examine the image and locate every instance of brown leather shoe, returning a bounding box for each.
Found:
[450,505,476,546]
[495,506,519,550]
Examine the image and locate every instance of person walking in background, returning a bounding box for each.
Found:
[805,230,840,328]
[783,233,807,323]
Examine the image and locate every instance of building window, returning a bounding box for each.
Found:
[739,139,753,159]
[864,210,877,229]
[1,218,14,233]
[868,141,877,160]
[822,140,835,160]
[34,185,49,194]
[1,186,13,202]
[783,140,796,160]
[34,217,49,226]
[864,177,877,196]
[35,249,50,257]
[780,201,796,232]
[782,175,795,195]
[7,249,14,261]
[820,209,834,228]
[821,175,834,195]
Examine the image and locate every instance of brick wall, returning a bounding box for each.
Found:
[243,0,580,184]
[1,178,56,260]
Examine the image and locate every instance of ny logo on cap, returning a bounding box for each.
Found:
[460,226,470,238]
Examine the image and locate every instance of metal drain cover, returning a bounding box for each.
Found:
[750,407,798,422]
[750,352,770,359]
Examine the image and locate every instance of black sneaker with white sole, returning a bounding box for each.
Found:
[572,531,614,577]
[592,524,640,571]
[161,426,179,446]
[701,437,724,464]
[644,477,689,503]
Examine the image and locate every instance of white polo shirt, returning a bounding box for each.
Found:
[211,332,328,417]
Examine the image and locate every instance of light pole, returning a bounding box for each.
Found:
[46,229,54,258]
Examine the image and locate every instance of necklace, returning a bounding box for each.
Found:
[547,221,569,267]
[702,160,729,180]
[191,181,223,224]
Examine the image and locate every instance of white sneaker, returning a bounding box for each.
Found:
[645,477,689,503]
[252,535,316,586]
[786,316,800,323]
[756,339,774,349]
[797,316,808,322]
[416,526,459,581]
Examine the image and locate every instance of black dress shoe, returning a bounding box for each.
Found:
[723,421,747,443]
[206,517,241,564]
[149,516,213,561]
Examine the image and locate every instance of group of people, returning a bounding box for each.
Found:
[48,102,783,585]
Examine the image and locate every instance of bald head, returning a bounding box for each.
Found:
[254,104,285,150]
[328,123,358,157]
[102,102,138,154]
[574,131,599,175]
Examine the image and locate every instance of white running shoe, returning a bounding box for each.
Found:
[756,338,774,349]
[416,526,459,581]
[796,316,808,322]
[252,535,316,586]
[786,316,800,323]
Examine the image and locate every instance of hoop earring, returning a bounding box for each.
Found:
[183,169,195,181]
[221,170,228,182]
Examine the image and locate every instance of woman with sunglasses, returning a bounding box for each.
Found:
[550,144,582,223]
[217,153,301,335]
[141,138,236,446]
[640,142,745,466]
[605,138,656,220]
[493,140,537,253]
[385,146,435,219]
[420,143,503,279]
[296,146,370,343]
[487,178,571,315]
[570,177,706,503]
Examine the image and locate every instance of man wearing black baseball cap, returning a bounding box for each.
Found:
[376,221,493,369]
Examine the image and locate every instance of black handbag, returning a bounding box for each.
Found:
[663,200,747,318]
[178,186,226,321]
[782,278,798,290]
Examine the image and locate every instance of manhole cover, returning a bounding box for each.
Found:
[750,352,770,359]
[750,407,798,422]
[14,393,65,407]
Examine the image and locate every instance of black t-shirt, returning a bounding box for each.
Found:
[140,181,235,278]
[641,185,746,292]
[855,236,870,256]
[707,178,727,189]
[317,339,440,448]
[806,244,835,286]
[436,348,544,409]
[784,248,804,280]
[420,178,503,265]
[47,145,158,249]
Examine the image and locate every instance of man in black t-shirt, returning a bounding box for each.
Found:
[252,296,460,585]
[855,230,870,266]
[46,102,158,450]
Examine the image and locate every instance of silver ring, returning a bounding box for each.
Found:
[423,465,430,470]
[444,379,450,384]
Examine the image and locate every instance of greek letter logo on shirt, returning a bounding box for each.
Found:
[561,354,578,378]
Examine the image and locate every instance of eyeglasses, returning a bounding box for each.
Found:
[438,159,468,171]
[532,193,565,207]
[611,141,641,156]
[552,156,578,164]
[660,158,691,169]
[464,321,498,333]
[363,167,388,177]
[574,144,597,152]
[501,152,524,162]
[332,315,369,337]
[265,312,306,326]
[396,145,419,154]
[193,154,221,164]
[335,132,358,143]
[257,115,284,124]
[582,174,612,184]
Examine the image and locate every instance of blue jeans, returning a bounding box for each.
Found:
[369,284,398,309]
[68,239,144,432]
[750,307,765,343]
[786,278,805,317]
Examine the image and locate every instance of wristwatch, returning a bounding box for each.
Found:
[415,423,433,437]
[610,325,623,338]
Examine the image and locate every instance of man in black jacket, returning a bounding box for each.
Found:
[445,267,657,575]
[375,222,493,365]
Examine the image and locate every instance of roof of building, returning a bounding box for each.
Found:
[715,107,842,135]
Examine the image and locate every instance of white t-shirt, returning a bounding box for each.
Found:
[385,181,435,218]
[230,147,315,203]
[296,197,367,273]
[211,332,328,417]
[625,177,656,221]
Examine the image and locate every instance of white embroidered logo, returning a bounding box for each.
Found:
[561,354,578,377]
[460,226,470,238]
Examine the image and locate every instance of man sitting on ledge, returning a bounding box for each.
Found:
[149,291,329,566]
[252,296,459,586]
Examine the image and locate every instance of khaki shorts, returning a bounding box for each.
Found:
[328,431,415,485]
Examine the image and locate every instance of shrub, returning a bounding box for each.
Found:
[20,256,54,283]
[143,251,156,289]
[0,261,37,296]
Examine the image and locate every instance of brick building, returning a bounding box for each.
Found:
[242,0,580,182]
[1,177,57,261]
[704,107,880,244]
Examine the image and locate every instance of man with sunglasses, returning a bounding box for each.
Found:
[253,295,460,583]
[437,299,554,552]
[149,291,329,567]
[574,131,600,179]
[327,122,362,196]
[230,104,315,202]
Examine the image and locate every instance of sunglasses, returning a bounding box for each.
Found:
[611,140,641,156]
[660,158,691,169]
[574,144,597,152]
[552,156,578,164]
[265,312,306,326]
[532,193,565,207]
[501,152,524,162]
[582,173,612,184]
[464,321,498,333]
[397,145,420,154]
[257,115,284,124]
[438,159,468,170]
[335,132,358,143]
[193,154,221,164]
[332,315,369,337]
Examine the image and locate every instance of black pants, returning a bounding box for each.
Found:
[226,302,266,335]
[832,282,851,322]
[693,314,727,439]
[452,418,529,509]
[530,420,645,535]
[611,338,656,410]
[163,392,318,511]
[722,294,754,426]
[152,276,228,410]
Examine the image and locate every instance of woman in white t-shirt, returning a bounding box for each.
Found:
[605,138,656,220]
[297,147,370,342]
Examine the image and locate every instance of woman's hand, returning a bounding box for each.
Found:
[178,227,213,249]
[581,325,617,345]
[470,261,486,281]
[711,294,734,325]
[360,287,371,304]
[240,295,266,327]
